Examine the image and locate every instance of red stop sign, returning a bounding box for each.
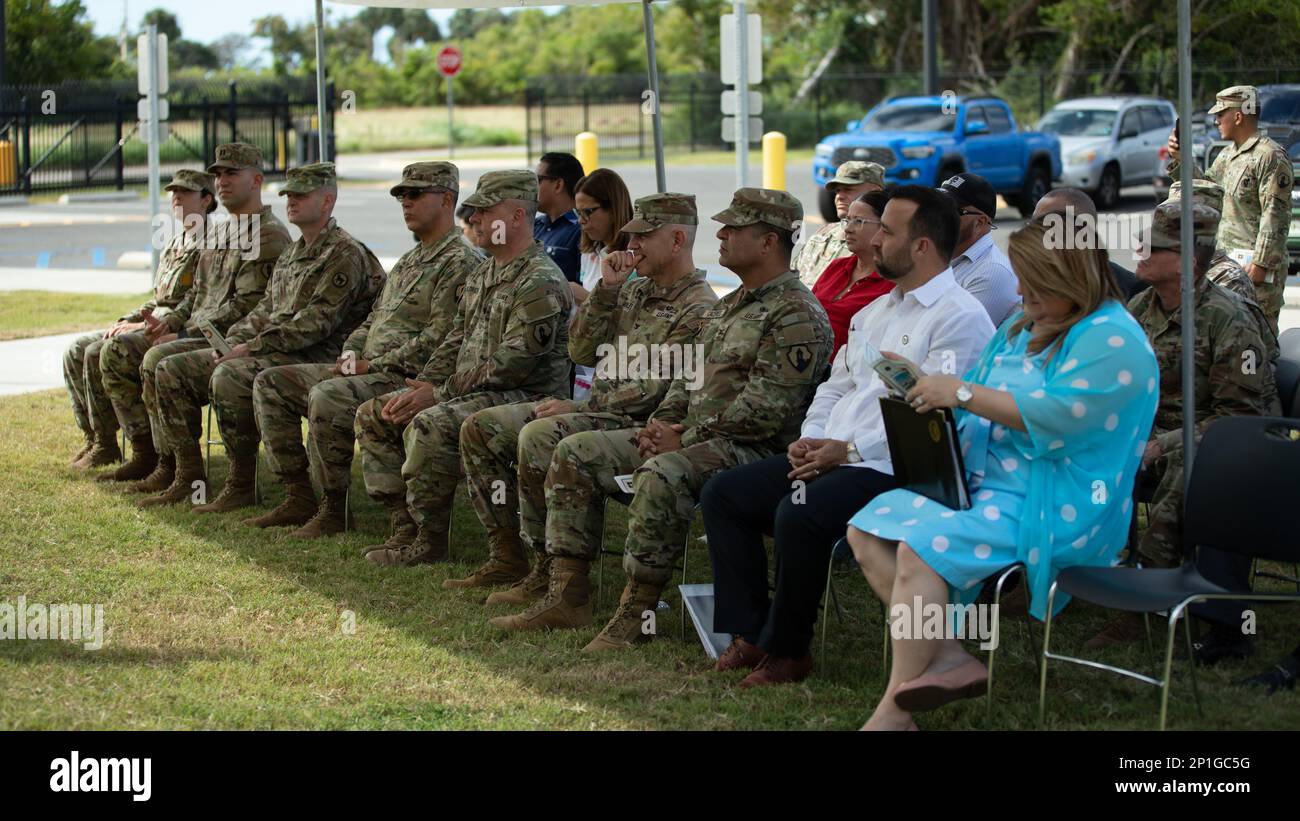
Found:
[437,46,462,77]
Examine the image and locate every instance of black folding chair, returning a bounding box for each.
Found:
[1038,416,1300,730]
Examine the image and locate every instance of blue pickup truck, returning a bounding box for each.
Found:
[812,95,1063,221]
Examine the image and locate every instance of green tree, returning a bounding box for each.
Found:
[3,0,118,86]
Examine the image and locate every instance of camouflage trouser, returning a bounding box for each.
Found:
[253,363,406,490]
[98,331,153,439]
[154,347,311,456]
[63,331,113,439]
[141,338,210,453]
[354,389,538,533]
[1139,446,1185,569]
[1256,268,1287,336]
[545,429,766,584]
[459,402,632,550]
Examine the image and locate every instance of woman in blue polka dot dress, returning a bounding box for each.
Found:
[848,221,1158,730]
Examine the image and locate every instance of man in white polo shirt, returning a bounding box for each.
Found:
[700,185,995,687]
[941,172,1020,327]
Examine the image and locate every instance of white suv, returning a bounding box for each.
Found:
[1036,96,1176,209]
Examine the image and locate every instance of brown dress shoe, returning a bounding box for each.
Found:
[738,654,813,688]
[715,637,765,672]
[1083,612,1147,650]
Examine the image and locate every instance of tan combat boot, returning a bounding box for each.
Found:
[359,499,416,558]
[130,451,175,494]
[70,436,94,467]
[484,551,551,607]
[242,472,316,528]
[96,433,157,483]
[364,525,446,566]
[442,527,530,590]
[288,488,348,539]
[137,441,206,508]
[75,429,122,470]
[488,557,592,632]
[192,452,258,514]
[582,577,665,653]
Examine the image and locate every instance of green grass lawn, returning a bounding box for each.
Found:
[0,291,150,341]
[1,387,1297,730]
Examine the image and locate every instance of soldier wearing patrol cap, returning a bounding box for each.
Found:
[354,169,574,568]
[793,161,885,287]
[142,161,385,514]
[132,143,291,503]
[246,162,481,537]
[63,169,215,475]
[1087,199,1281,648]
[455,192,718,625]
[1167,85,1293,331]
[500,187,832,653]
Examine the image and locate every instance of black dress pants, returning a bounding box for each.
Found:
[701,453,897,658]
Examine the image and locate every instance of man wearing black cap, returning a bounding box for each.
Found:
[939,173,1020,327]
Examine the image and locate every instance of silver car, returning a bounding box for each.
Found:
[1037,96,1176,209]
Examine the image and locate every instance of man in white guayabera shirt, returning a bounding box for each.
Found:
[700,185,995,688]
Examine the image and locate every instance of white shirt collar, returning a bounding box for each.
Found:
[890,267,956,309]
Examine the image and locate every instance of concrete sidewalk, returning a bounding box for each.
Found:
[0,267,150,294]
[0,331,81,396]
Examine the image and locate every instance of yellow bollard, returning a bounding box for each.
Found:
[575,132,599,176]
[276,131,287,171]
[762,132,787,191]
[0,141,15,186]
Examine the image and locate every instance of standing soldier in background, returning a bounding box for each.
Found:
[354,170,574,568]
[150,162,383,515]
[64,170,212,472]
[129,143,290,500]
[792,161,885,287]
[247,162,478,538]
[1167,85,1293,331]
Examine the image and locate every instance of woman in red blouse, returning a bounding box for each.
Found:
[811,189,895,354]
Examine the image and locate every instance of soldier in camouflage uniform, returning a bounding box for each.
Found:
[1167,85,1294,331]
[142,162,383,512]
[130,143,290,501]
[502,188,832,653]
[247,162,479,538]
[452,193,717,616]
[1164,178,1278,365]
[354,169,574,569]
[1129,201,1280,570]
[792,161,885,288]
[65,170,211,473]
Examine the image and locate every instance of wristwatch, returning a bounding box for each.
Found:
[846,442,863,463]
[955,383,974,407]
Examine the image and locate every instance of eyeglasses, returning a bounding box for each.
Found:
[843,217,881,229]
[959,209,986,218]
[394,190,428,202]
[537,174,559,183]
[576,205,605,220]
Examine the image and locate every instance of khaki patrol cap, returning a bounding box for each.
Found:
[1208,85,1259,116]
[390,161,459,197]
[712,187,803,231]
[621,192,698,234]
[1165,179,1225,215]
[1143,200,1220,251]
[165,169,216,196]
[207,142,264,172]
[462,169,538,208]
[279,162,337,196]
[827,161,886,190]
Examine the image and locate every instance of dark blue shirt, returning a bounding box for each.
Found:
[534,210,582,283]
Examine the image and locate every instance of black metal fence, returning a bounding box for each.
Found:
[525,65,1300,161]
[0,78,335,195]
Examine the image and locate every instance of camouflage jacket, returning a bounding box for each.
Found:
[1207,250,1279,364]
[1173,133,1293,274]
[420,241,574,401]
[792,221,850,288]
[569,268,718,421]
[1129,276,1280,454]
[344,228,481,375]
[122,229,200,322]
[649,270,833,453]
[227,218,384,361]
[164,206,291,336]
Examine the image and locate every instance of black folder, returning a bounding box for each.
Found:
[879,396,971,510]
